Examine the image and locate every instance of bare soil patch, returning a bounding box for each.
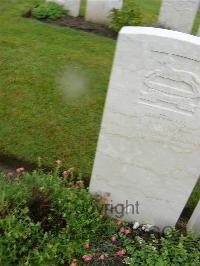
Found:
[23,11,117,39]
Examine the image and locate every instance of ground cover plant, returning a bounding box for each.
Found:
[32,1,67,19]
[0,166,200,265]
[109,0,142,32]
[0,166,117,265]
[0,166,199,265]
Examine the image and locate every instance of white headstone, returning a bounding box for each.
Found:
[47,0,80,17]
[85,0,123,25]
[198,27,200,36]
[187,201,200,237]
[90,27,200,228]
[158,0,199,33]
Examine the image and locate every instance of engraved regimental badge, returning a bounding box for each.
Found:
[139,58,200,116]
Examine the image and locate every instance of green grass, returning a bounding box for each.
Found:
[0,0,115,174]
[0,0,199,184]
[134,0,161,25]
[133,0,200,33]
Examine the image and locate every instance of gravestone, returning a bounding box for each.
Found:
[47,0,80,17]
[158,0,199,33]
[187,201,200,236]
[85,0,123,25]
[90,27,200,228]
[198,27,200,36]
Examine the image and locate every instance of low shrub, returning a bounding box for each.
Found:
[0,168,116,265]
[125,229,200,265]
[109,0,142,32]
[32,1,67,20]
[0,165,199,265]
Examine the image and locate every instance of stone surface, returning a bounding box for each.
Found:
[198,27,200,36]
[90,27,200,228]
[158,0,199,33]
[187,201,200,236]
[47,0,80,17]
[85,0,123,25]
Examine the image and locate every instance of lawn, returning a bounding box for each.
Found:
[0,0,200,178]
[0,0,115,175]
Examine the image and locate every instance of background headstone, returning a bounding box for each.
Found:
[187,201,200,237]
[90,27,200,228]
[85,0,123,25]
[198,27,200,36]
[158,0,199,33]
[47,0,80,17]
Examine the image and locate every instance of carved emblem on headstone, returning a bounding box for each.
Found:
[139,58,200,116]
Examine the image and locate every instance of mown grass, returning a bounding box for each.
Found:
[0,0,200,212]
[132,0,200,33]
[0,0,115,174]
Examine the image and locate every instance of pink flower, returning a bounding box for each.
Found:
[16,167,25,174]
[111,236,117,242]
[124,229,130,235]
[119,227,125,233]
[62,169,71,176]
[63,168,73,176]
[55,160,62,165]
[98,255,105,260]
[70,259,78,266]
[82,255,92,262]
[115,250,126,256]
[83,242,90,249]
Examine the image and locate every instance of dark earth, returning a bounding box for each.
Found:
[0,153,38,176]
[23,11,118,39]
